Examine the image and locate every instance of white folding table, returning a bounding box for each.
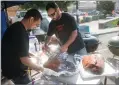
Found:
[29,42,119,85]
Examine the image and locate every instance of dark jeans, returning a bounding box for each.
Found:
[12,74,31,84]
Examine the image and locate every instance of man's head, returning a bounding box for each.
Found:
[46,2,61,20]
[23,9,42,30]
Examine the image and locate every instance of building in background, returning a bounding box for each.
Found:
[7,6,20,17]
[115,0,119,16]
[115,0,119,10]
[78,1,96,12]
[70,1,97,14]
[7,6,20,23]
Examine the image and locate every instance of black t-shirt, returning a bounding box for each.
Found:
[47,13,85,54]
[2,22,29,79]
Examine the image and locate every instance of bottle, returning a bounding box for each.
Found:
[29,36,40,53]
[29,36,36,53]
[34,37,40,52]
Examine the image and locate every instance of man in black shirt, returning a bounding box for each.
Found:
[2,9,56,84]
[43,2,87,55]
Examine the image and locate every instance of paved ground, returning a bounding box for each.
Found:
[80,17,119,85]
[79,18,119,35]
[95,32,119,85]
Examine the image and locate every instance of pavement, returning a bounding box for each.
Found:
[79,19,119,35]
[96,32,119,85]
[79,19,119,85]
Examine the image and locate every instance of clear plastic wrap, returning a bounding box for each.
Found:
[43,52,80,76]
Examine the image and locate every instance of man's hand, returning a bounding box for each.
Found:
[42,44,50,52]
[60,45,68,53]
[20,57,44,72]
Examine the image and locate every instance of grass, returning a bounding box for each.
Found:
[105,18,119,28]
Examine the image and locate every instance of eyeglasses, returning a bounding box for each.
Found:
[48,11,56,17]
[36,24,40,27]
[35,21,40,27]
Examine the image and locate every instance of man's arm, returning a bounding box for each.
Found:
[20,57,44,72]
[20,57,59,76]
[61,14,78,51]
[64,30,78,48]
[60,30,78,52]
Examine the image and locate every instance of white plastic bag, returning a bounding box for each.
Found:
[42,68,59,77]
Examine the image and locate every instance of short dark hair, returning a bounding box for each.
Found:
[24,9,42,21]
[46,2,58,11]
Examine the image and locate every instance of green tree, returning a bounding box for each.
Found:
[20,1,74,11]
[96,1,115,15]
[20,1,48,10]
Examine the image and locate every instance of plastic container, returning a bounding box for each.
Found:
[78,25,90,33]
[29,36,40,53]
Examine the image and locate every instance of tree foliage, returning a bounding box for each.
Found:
[20,1,74,11]
[96,1,115,15]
